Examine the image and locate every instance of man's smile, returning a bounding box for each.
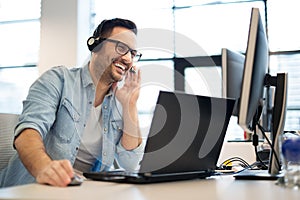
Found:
[113,61,128,75]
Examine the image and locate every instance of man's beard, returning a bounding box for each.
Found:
[99,63,124,85]
[95,57,129,85]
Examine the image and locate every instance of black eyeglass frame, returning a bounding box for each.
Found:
[100,38,142,62]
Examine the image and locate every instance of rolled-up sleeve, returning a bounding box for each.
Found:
[115,140,145,171]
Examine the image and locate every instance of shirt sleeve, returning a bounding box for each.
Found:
[115,140,145,171]
[14,66,65,140]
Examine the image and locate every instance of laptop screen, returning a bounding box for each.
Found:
[139,91,235,174]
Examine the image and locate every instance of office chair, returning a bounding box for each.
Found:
[0,113,19,171]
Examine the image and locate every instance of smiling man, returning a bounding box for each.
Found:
[0,18,144,187]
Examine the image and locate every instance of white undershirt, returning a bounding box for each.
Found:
[73,104,103,173]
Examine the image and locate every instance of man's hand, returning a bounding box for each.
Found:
[115,67,141,107]
[114,67,142,150]
[36,160,74,187]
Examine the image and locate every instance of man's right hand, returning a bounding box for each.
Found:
[36,159,74,187]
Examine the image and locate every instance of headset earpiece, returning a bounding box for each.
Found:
[87,36,98,51]
[87,37,105,52]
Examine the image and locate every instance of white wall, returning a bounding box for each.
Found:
[38,0,91,74]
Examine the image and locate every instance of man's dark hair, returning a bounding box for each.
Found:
[93,18,137,39]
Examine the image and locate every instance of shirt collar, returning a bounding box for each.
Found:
[81,62,94,88]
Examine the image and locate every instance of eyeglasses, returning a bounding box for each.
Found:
[101,38,142,62]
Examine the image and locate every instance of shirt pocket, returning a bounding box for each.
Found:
[52,98,80,143]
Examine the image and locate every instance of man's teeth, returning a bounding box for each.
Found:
[115,63,125,71]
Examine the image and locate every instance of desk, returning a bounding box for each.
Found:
[0,176,299,200]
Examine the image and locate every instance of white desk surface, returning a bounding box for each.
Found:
[0,175,299,200]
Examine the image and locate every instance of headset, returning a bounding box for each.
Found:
[87,18,137,52]
[87,20,108,52]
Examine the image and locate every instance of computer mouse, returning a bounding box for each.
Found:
[68,174,84,186]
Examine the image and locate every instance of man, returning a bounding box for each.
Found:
[0,18,144,187]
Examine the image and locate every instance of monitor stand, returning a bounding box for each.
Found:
[235,73,288,181]
[234,169,283,180]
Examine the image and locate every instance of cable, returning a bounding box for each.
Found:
[256,123,281,168]
[252,124,268,169]
[254,145,268,170]
[218,157,251,170]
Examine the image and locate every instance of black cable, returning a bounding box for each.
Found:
[217,156,275,175]
[219,157,251,170]
[250,160,269,169]
[254,145,268,169]
[252,125,268,169]
[220,157,250,167]
[256,123,281,168]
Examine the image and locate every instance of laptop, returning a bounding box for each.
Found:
[83,91,235,183]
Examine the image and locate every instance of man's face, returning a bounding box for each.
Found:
[92,27,137,85]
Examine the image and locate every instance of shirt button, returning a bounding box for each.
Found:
[103,152,107,156]
[104,105,107,109]
[104,127,107,132]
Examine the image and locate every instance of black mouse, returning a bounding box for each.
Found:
[68,174,84,186]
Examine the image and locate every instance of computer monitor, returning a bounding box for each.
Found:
[237,7,288,177]
[221,48,245,116]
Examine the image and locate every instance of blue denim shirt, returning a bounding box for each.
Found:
[0,64,144,187]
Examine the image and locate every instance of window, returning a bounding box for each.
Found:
[0,0,41,67]
[0,67,38,113]
[269,54,300,131]
[174,0,265,56]
[0,0,40,113]
[267,0,300,131]
[267,0,300,52]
